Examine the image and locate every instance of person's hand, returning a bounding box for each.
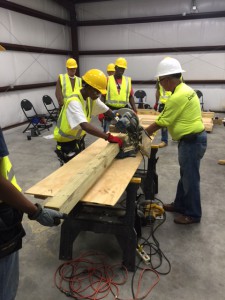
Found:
[107,133,123,148]
[98,114,105,123]
[153,103,158,111]
[28,203,66,227]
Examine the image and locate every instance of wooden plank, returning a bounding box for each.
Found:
[82,152,143,206]
[25,139,110,197]
[137,109,160,115]
[202,111,215,118]
[43,142,120,213]
[138,114,214,132]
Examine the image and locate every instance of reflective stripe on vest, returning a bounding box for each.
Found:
[106,76,131,108]
[0,156,21,195]
[59,74,82,101]
[54,92,93,143]
[159,85,171,104]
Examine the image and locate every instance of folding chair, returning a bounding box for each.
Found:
[195,90,204,111]
[134,90,151,109]
[42,95,59,122]
[21,99,52,134]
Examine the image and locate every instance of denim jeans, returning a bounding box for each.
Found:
[174,131,207,220]
[0,251,19,300]
[161,127,168,144]
[103,119,111,133]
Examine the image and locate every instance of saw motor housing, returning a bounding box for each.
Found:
[114,108,143,155]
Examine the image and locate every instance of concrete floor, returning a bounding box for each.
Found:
[3,116,225,300]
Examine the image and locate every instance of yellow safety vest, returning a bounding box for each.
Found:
[54,92,93,143]
[106,75,131,108]
[159,85,171,104]
[59,74,82,101]
[0,156,21,202]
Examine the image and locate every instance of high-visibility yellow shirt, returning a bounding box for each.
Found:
[54,91,92,143]
[59,73,82,101]
[106,75,131,108]
[155,83,204,141]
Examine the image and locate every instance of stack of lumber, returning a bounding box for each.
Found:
[25,139,143,213]
[137,111,214,132]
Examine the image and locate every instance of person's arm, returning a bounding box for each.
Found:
[145,122,161,137]
[55,77,64,109]
[129,95,137,113]
[80,122,122,147]
[154,88,160,111]
[0,173,65,226]
[0,173,37,215]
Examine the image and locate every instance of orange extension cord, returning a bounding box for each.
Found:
[54,251,160,300]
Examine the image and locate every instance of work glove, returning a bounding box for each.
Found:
[153,103,158,111]
[107,133,123,148]
[98,114,105,123]
[28,203,66,227]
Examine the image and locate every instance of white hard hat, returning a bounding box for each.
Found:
[155,57,186,77]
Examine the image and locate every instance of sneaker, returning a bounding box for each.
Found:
[174,214,200,225]
[158,141,167,148]
[218,160,225,165]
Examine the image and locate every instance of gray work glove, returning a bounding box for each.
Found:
[28,203,67,227]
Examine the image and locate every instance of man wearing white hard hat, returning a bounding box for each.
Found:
[145,57,207,225]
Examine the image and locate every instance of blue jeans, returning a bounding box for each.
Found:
[103,119,110,133]
[161,127,168,144]
[174,131,207,220]
[0,251,19,300]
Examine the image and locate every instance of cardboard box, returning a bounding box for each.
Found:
[213,118,223,125]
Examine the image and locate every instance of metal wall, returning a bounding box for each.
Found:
[77,0,225,110]
[0,0,70,128]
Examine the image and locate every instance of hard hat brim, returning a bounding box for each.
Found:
[155,70,186,77]
[115,65,127,69]
[67,66,78,69]
[99,88,107,94]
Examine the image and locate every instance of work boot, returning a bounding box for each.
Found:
[218,160,225,165]
[174,214,200,225]
[163,202,177,212]
[158,141,167,148]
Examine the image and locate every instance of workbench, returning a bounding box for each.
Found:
[26,138,159,271]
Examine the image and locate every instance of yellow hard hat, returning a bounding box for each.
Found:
[82,69,107,94]
[107,63,115,72]
[0,44,6,51]
[66,58,78,69]
[115,57,127,69]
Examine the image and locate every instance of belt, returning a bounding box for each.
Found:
[180,130,205,142]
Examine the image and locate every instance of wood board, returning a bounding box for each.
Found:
[25,138,143,209]
[43,142,120,213]
[138,114,213,132]
[25,139,113,197]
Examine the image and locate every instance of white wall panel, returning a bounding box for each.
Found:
[0,52,67,86]
[76,0,225,21]
[78,18,225,51]
[0,8,71,50]
[79,53,225,81]
[9,0,69,19]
